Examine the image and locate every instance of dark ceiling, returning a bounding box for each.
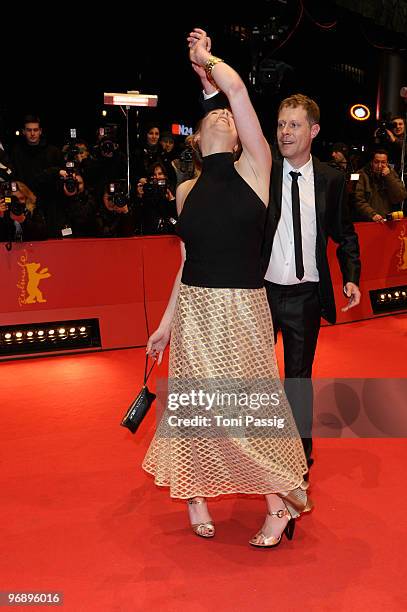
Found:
[2,1,406,152]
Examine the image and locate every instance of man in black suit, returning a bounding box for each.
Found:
[262,94,361,466]
[200,84,361,468]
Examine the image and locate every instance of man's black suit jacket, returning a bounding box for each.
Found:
[263,156,361,324]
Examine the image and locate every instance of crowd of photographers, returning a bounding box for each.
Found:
[0,116,197,243]
[0,112,406,244]
[326,114,407,223]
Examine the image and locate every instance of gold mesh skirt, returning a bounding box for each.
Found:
[142,283,308,502]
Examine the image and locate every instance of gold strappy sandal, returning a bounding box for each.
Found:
[249,507,294,548]
[187,498,215,538]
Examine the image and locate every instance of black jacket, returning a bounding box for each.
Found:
[263,157,361,324]
[11,138,63,194]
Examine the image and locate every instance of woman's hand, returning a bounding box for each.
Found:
[146,327,171,364]
[187,28,211,68]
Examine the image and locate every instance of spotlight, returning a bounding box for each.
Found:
[15,332,23,339]
[58,328,66,335]
[4,333,12,340]
[37,330,44,336]
[350,104,371,121]
[69,327,76,333]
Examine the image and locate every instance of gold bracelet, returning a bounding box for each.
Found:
[204,55,224,78]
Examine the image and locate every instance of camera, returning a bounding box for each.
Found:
[64,128,81,162]
[61,160,78,194]
[0,181,26,216]
[108,180,128,207]
[98,125,118,157]
[178,146,195,177]
[375,119,396,141]
[143,177,167,199]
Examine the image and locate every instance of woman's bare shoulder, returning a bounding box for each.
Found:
[176,177,199,215]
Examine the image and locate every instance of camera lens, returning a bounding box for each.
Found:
[10,199,26,216]
[100,139,115,155]
[113,194,127,207]
[64,177,77,194]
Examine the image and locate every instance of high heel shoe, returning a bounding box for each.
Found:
[249,507,295,548]
[187,498,215,538]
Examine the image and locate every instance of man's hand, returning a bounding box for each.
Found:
[372,213,385,224]
[341,282,361,312]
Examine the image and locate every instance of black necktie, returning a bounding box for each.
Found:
[289,171,304,280]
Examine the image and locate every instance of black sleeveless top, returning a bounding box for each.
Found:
[177,152,267,289]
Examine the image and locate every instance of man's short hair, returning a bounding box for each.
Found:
[372,148,388,159]
[23,114,41,127]
[278,94,320,125]
[332,142,349,156]
[160,132,174,144]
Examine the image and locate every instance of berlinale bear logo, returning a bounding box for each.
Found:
[17,251,52,306]
[398,226,407,271]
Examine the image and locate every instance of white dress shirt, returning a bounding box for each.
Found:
[265,157,319,285]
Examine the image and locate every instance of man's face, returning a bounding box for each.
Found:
[277,105,320,167]
[372,153,388,175]
[392,118,405,137]
[332,150,346,163]
[23,122,42,145]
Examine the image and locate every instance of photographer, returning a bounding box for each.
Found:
[0,181,47,242]
[159,132,178,187]
[138,162,177,235]
[354,149,407,222]
[57,167,97,237]
[172,140,200,185]
[11,115,63,203]
[63,138,100,190]
[92,126,127,196]
[133,124,162,180]
[95,180,136,238]
[374,116,406,173]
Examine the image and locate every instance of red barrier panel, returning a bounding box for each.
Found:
[141,235,181,334]
[327,219,407,324]
[0,238,147,353]
[1,221,406,358]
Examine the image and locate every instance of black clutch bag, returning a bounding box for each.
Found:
[121,354,156,434]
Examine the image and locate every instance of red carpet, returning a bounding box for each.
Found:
[1,314,407,611]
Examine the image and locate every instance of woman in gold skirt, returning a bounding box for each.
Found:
[143,28,312,547]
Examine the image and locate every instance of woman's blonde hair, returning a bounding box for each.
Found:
[16,181,37,212]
